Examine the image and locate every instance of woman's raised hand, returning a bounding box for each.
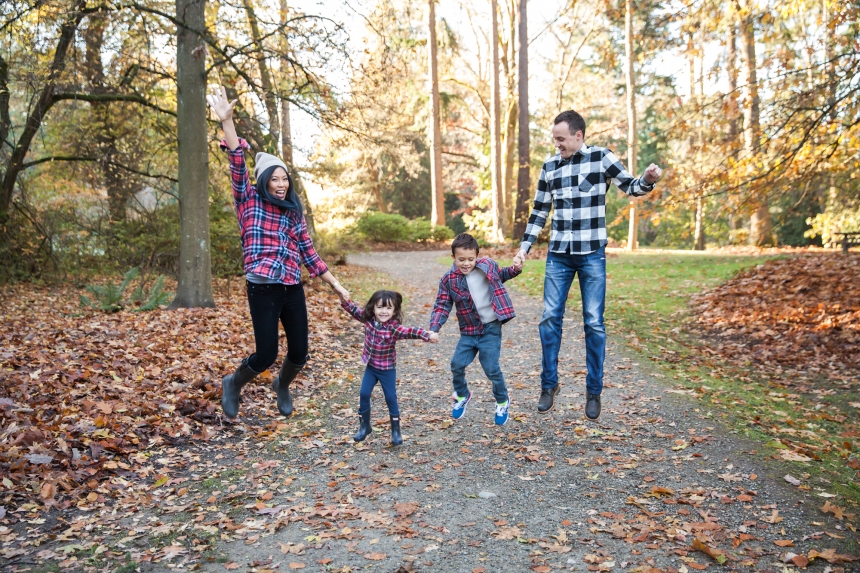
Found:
[207,86,238,122]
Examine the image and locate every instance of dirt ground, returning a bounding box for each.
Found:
[3,251,856,573]
[176,251,856,572]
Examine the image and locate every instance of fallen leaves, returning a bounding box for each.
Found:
[363,552,386,560]
[807,548,860,564]
[691,255,860,384]
[393,501,420,517]
[780,449,813,462]
[0,275,356,514]
[690,537,728,564]
[820,501,856,521]
[760,510,784,524]
[492,526,524,540]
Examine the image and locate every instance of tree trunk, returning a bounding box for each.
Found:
[624,0,638,251]
[243,0,280,150]
[502,99,517,233]
[427,0,445,227]
[726,14,738,141]
[366,161,387,213]
[734,0,771,246]
[692,28,705,251]
[0,0,86,229]
[490,0,506,242]
[513,0,530,240]
[279,0,315,236]
[84,11,130,223]
[171,0,214,308]
[822,0,838,227]
[0,55,9,163]
[694,196,706,250]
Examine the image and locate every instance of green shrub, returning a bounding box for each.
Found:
[355,213,455,243]
[409,218,434,242]
[315,229,360,265]
[80,267,173,312]
[430,224,454,242]
[356,212,412,242]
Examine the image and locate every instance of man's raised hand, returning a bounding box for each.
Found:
[643,163,663,184]
[206,86,238,122]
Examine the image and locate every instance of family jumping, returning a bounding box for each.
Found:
[207,87,663,446]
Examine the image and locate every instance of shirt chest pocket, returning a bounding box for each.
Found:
[577,172,601,194]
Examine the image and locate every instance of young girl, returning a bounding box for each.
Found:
[342,290,439,445]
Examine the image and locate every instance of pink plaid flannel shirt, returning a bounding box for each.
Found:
[341,300,431,370]
[222,138,328,284]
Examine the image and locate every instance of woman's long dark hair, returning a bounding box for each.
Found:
[363,290,403,323]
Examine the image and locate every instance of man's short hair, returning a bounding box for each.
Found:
[451,233,479,255]
[553,110,586,137]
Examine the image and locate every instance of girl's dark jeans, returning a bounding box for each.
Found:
[359,366,399,417]
[245,282,308,372]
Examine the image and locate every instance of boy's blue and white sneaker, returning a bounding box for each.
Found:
[494,400,509,426]
[451,391,473,420]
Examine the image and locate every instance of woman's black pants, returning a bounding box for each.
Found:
[245,282,309,372]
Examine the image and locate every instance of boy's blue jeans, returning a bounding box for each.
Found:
[359,365,399,417]
[451,320,509,404]
[539,247,607,396]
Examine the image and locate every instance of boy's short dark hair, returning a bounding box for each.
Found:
[554,110,586,138]
[451,233,479,255]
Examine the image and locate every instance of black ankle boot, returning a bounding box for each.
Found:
[221,358,259,418]
[271,359,304,417]
[585,392,602,420]
[390,416,403,446]
[353,409,371,442]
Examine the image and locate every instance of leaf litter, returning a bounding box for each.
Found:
[0,252,858,571]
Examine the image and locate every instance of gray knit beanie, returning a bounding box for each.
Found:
[253,152,288,181]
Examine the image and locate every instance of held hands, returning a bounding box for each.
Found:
[643,163,663,184]
[206,86,238,123]
[512,249,527,269]
[428,332,440,343]
[332,282,350,302]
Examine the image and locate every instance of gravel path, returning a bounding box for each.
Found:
[188,251,853,573]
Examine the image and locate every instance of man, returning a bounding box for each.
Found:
[512,110,662,420]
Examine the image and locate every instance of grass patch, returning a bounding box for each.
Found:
[337,266,401,306]
[509,251,860,504]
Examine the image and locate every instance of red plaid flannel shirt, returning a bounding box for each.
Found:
[222,138,328,284]
[342,300,432,370]
[430,257,521,336]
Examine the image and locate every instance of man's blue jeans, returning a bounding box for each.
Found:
[539,247,606,395]
[451,320,509,404]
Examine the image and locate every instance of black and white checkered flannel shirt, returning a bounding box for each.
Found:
[520,143,656,255]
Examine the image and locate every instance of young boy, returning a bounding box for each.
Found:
[429,233,523,425]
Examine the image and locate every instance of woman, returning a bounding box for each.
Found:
[207,86,349,419]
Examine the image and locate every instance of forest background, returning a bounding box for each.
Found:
[0,0,857,282]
